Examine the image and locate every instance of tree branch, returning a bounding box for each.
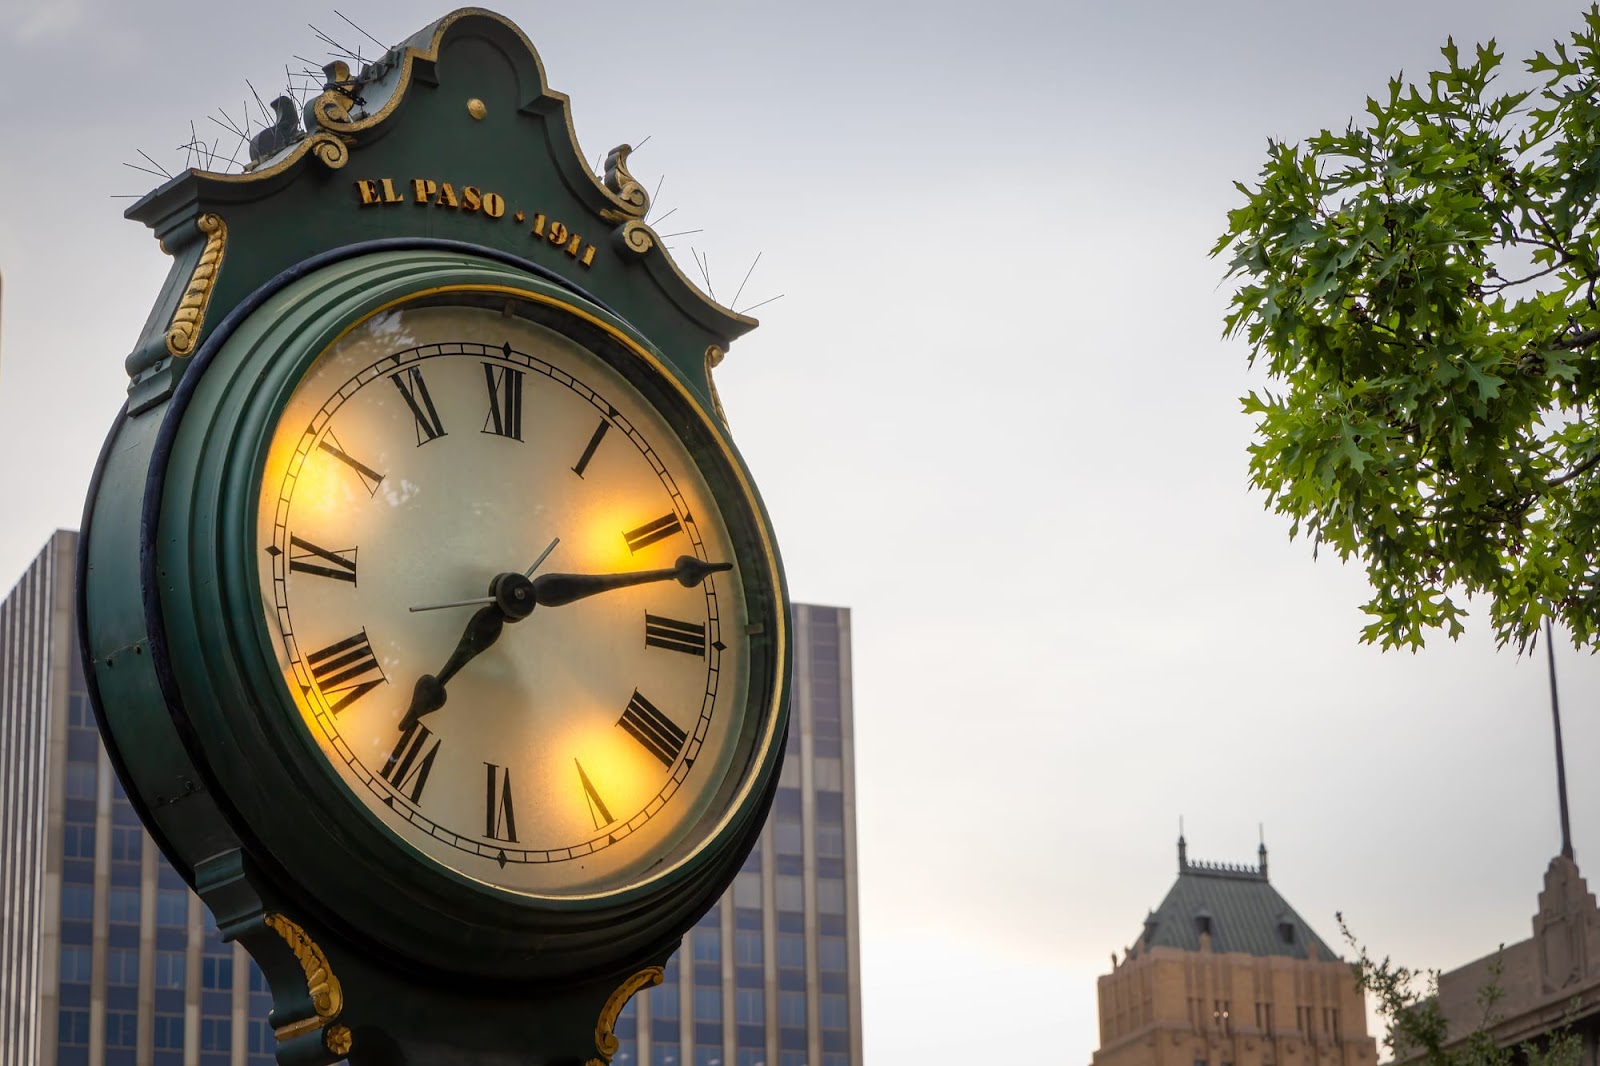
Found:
[1547,448,1600,488]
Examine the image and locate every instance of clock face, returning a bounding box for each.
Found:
[253,299,752,898]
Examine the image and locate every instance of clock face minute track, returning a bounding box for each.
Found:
[256,303,753,898]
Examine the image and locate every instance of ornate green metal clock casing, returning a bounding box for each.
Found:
[77,10,789,1066]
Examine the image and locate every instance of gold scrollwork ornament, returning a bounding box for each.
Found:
[263,913,344,1042]
[617,220,657,256]
[308,61,358,130]
[586,966,664,1066]
[165,214,227,359]
[601,144,650,221]
[306,133,351,171]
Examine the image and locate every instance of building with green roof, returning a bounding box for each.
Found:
[1091,837,1377,1066]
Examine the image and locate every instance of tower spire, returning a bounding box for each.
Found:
[1545,618,1575,861]
[1258,823,1269,880]
[1178,817,1187,871]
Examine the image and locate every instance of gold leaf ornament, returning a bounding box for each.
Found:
[603,144,650,219]
[586,966,663,1066]
[619,220,657,255]
[164,214,227,359]
[263,913,345,1041]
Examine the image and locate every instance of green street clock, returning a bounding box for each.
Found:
[78,11,788,1066]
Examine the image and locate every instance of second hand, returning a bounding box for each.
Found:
[408,537,560,613]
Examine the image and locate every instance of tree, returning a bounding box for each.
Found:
[1337,915,1582,1066]
[1215,8,1600,651]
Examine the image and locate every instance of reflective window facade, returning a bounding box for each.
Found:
[1,533,288,1066]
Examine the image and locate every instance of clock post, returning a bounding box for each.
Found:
[77,10,789,1066]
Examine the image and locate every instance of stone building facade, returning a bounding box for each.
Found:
[1092,838,1377,1066]
[1417,854,1600,1066]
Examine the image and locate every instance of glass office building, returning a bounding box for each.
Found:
[1,532,277,1066]
[2,532,861,1066]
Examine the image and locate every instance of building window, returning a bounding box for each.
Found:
[248,1018,274,1054]
[734,931,762,966]
[818,936,846,973]
[815,825,844,858]
[154,1013,184,1049]
[202,954,232,991]
[823,1056,850,1066]
[249,960,269,992]
[59,1009,91,1046]
[778,992,805,1028]
[107,1010,138,1047]
[650,978,676,1018]
[65,761,96,799]
[733,871,762,908]
[69,694,94,728]
[111,826,143,863]
[816,878,845,915]
[694,986,722,1022]
[107,947,139,985]
[62,822,95,858]
[155,950,185,990]
[812,757,842,792]
[779,1053,807,1066]
[695,1047,721,1066]
[820,993,847,1030]
[774,819,803,856]
[200,1017,230,1051]
[157,889,188,928]
[736,1051,764,1066]
[775,875,803,912]
[776,933,805,970]
[59,945,92,983]
[60,883,93,920]
[736,989,764,1024]
[693,929,721,962]
[109,887,140,924]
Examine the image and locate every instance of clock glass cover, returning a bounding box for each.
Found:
[253,298,752,897]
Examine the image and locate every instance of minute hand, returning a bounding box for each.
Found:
[530,555,732,608]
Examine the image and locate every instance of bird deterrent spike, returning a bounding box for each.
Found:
[335,9,387,50]
[731,251,763,311]
[738,294,784,315]
[135,149,172,179]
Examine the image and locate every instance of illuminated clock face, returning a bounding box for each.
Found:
[254,301,750,897]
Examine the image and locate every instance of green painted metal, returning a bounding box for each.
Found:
[79,9,789,1063]
[121,8,753,414]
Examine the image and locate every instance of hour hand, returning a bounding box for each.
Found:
[530,556,732,608]
[400,602,506,729]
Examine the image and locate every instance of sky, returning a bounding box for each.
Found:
[3,0,1600,1063]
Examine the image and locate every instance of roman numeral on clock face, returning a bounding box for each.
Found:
[571,418,609,477]
[617,690,688,767]
[288,535,357,584]
[382,721,440,804]
[481,363,524,440]
[575,759,614,829]
[484,763,518,842]
[317,431,384,495]
[644,613,705,657]
[390,367,446,445]
[622,513,682,554]
[305,630,386,713]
